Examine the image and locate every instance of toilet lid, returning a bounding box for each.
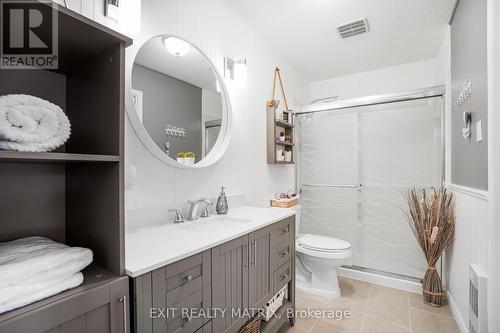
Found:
[298,234,351,252]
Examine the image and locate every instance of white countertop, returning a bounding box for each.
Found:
[125,206,296,277]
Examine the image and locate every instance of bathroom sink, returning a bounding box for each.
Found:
[177,216,252,231]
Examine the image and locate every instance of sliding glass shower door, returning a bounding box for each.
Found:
[297,96,443,279]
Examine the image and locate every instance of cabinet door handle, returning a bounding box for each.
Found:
[281,274,289,281]
[182,274,192,283]
[243,244,248,267]
[119,296,127,333]
[281,227,289,234]
[281,250,289,257]
[253,241,257,267]
[249,241,256,267]
[249,241,254,267]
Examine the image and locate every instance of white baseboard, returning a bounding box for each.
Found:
[337,267,422,294]
[447,291,468,333]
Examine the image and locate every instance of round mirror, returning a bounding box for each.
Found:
[126,35,231,168]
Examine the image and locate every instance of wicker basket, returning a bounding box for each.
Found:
[270,197,299,208]
[237,314,262,333]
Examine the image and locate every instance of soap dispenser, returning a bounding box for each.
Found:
[216,186,228,215]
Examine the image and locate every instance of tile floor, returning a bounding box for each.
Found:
[279,278,460,333]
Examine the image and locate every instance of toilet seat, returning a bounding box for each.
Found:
[298,234,351,252]
[296,234,352,260]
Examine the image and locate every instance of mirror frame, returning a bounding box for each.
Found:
[125,34,232,168]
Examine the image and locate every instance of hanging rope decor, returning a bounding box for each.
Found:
[266,67,290,111]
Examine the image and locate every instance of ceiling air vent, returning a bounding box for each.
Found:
[337,18,369,39]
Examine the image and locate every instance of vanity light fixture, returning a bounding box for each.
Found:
[104,0,120,21]
[164,37,191,57]
[224,57,247,80]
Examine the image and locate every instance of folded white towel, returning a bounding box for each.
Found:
[0,236,93,285]
[0,273,83,314]
[0,94,71,152]
[0,236,92,313]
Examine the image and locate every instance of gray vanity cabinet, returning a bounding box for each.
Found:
[0,268,129,333]
[248,226,274,309]
[132,216,296,333]
[211,224,283,333]
[132,251,212,333]
[211,235,250,333]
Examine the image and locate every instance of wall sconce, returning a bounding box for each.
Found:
[105,0,120,21]
[224,57,247,80]
[104,0,141,36]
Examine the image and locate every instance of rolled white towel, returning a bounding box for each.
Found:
[0,94,71,152]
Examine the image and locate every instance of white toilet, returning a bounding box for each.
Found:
[294,206,352,298]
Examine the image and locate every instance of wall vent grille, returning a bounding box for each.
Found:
[337,18,369,39]
[469,264,487,333]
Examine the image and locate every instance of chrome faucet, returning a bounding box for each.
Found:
[187,198,214,221]
[168,209,184,223]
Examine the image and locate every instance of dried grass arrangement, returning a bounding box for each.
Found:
[404,187,455,307]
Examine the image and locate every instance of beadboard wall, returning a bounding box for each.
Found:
[444,185,489,332]
[439,24,491,333]
[62,0,309,210]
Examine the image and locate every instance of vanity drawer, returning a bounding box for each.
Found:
[165,251,211,306]
[167,275,203,306]
[134,257,211,333]
[167,289,208,333]
[276,217,294,244]
[276,239,292,269]
[274,260,292,293]
[166,253,203,289]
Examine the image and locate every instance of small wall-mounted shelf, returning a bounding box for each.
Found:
[276,141,294,147]
[276,120,294,129]
[267,109,294,164]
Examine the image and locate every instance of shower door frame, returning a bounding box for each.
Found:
[294,85,446,282]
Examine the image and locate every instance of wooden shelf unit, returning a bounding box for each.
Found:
[0,151,120,163]
[275,120,294,129]
[267,110,295,164]
[275,141,294,147]
[0,3,132,332]
[0,265,122,320]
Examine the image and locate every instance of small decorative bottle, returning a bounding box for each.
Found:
[216,186,229,215]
